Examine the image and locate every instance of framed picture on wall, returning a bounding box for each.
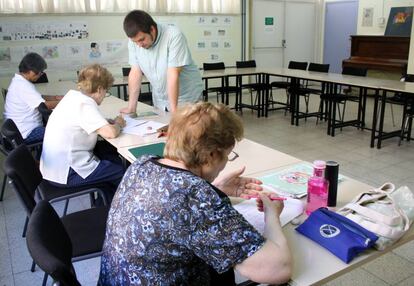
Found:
[385,6,413,36]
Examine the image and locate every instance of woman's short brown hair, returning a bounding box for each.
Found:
[164,102,244,169]
[77,64,114,94]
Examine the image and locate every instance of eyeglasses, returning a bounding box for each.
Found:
[228,150,239,162]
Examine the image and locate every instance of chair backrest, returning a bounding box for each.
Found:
[203,62,225,71]
[236,60,256,68]
[38,102,52,126]
[33,72,49,84]
[342,66,367,77]
[3,144,42,215]
[122,67,131,76]
[404,74,414,82]
[1,119,25,151]
[288,61,308,70]
[1,88,7,100]
[308,63,330,73]
[27,201,80,286]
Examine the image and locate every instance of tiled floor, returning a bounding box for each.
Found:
[0,91,413,285]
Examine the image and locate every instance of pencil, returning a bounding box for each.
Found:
[245,194,287,201]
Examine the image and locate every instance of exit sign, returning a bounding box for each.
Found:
[265,17,274,25]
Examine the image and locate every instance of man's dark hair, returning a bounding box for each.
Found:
[18,52,47,74]
[91,42,98,48]
[123,10,157,37]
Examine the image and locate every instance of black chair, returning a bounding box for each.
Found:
[122,67,131,76]
[268,61,308,112]
[1,136,107,237]
[27,200,82,286]
[324,66,368,136]
[290,63,330,122]
[38,102,52,126]
[33,72,49,84]
[399,99,414,145]
[4,145,109,285]
[0,119,43,201]
[235,60,267,114]
[203,62,240,105]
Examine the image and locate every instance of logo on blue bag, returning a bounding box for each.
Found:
[320,224,340,238]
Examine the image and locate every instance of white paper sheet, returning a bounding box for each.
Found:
[233,198,304,233]
[122,119,166,136]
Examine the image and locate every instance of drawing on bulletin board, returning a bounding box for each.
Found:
[42,46,59,59]
[385,7,413,36]
[0,47,11,62]
[0,21,88,41]
[89,42,101,59]
[258,162,344,198]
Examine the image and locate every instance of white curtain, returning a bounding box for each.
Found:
[0,0,240,14]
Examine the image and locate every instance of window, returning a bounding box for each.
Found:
[0,0,240,14]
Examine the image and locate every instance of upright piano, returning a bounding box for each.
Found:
[342,35,410,75]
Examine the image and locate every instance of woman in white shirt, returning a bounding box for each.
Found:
[40,64,126,202]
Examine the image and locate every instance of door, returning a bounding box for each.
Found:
[252,0,285,68]
[252,0,316,68]
[323,0,358,73]
[284,1,316,64]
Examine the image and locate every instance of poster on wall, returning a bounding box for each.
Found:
[0,39,128,76]
[385,7,413,36]
[362,8,374,27]
[0,21,88,41]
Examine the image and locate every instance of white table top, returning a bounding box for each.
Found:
[116,130,414,285]
[97,96,170,149]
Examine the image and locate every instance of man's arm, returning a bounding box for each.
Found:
[167,66,182,113]
[121,65,142,114]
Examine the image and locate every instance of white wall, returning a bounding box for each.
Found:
[0,13,242,87]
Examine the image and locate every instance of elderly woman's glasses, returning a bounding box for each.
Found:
[228,151,239,162]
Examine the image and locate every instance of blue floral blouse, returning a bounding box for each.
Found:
[98,155,265,285]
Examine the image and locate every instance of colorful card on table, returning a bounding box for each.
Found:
[127,142,165,160]
[258,162,344,198]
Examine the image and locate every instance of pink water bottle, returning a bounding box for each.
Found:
[306,160,329,215]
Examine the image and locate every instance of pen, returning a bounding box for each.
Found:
[245,194,287,201]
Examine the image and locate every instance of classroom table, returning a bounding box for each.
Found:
[35,76,136,99]
[98,95,170,148]
[34,68,409,149]
[96,95,414,285]
[117,137,414,286]
[373,81,414,149]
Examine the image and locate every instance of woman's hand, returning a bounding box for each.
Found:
[212,166,263,197]
[256,193,284,217]
[114,115,126,128]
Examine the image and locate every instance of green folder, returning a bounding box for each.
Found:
[128,142,165,159]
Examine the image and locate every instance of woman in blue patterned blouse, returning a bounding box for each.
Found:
[98,102,292,285]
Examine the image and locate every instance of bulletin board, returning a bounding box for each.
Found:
[0,13,242,82]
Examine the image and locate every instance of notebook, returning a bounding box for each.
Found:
[233,198,304,231]
[258,162,344,199]
[127,142,166,160]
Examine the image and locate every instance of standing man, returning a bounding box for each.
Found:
[4,52,59,144]
[121,10,203,114]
